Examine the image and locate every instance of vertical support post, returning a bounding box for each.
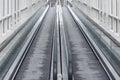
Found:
[0,0,3,36]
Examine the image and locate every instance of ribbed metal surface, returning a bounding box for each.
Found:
[14,7,55,80]
[62,7,109,80]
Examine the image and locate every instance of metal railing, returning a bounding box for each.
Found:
[0,0,45,45]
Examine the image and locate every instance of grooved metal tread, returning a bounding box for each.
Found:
[15,7,55,80]
[62,7,109,80]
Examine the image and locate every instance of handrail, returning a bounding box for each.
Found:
[67,5,120,80]
[58,5,73,80]
[3,6,49,80]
